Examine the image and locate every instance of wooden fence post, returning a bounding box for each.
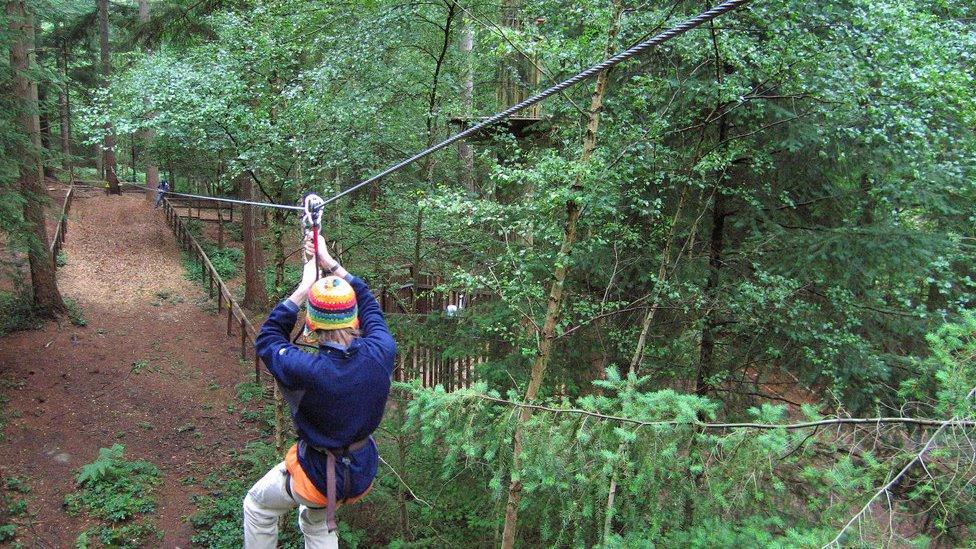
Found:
[254,350,261,383]
[240,317,247,360]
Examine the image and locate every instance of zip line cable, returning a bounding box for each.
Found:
[121,183,303,211]
[320,0,752,207]
[128,0,752,212]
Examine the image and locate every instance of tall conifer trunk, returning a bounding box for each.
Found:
[242,172,268,310]
[58,34,72,177]
[500,1,621,546]
[8,0,66,315]
[696,18,730,397]
[38,82,54,178]
[97,0,119,194]
[137,0,159,201]
[458,18,475,193]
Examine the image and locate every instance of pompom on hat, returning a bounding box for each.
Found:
[305,276,359,335]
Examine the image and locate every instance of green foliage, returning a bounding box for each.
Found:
[226,222,243,242]
[207,246,243,280]
[181,252,205,284]
[386,357,976,546]
[65,445,162,547]
[130,360,149,374]
[184,219,203,240]
[0,475,31,544]
[235,381,264,403]
[265,262,302,302]
[188,441,304,548]
[26,0,976,544]
[0,291,41,335]
[181,245,242,287]
[56,251,67,267]
[65,298,86,327]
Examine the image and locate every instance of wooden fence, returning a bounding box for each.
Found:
[380,276,493,316]
[395,345,488,391]
[161,196,263,382]
[49,185,74,264]
[166,196,238,222]
[160,196,292,452]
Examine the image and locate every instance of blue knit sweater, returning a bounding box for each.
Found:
[255,274,396,500]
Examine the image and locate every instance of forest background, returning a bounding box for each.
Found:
[2,0,976,546]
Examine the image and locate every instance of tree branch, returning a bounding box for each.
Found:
[472,394,976,431]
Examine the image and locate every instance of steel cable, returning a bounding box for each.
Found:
[125,0,752,210]
[320,0,753,206]
[122,183,303,210]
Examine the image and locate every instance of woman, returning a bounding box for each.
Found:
[247,234,395,548]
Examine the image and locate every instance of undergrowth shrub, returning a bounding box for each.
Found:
[64,444,162,548]
[188,441,306,548]
[227,222,243,242]
[378,352,976,548]
[184,219,203,239]
[0,291,41,335]
[182,246,242,287]
[189,383,367,547]
[65,298,86,326]
[265,263,302,301]
[206,246,243,279]
[181,252,205,284]
[0,292,85,332]
[0,476,31,544]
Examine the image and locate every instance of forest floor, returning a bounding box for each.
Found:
[0,189,263,546]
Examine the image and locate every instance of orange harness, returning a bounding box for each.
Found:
[284,444,373,508]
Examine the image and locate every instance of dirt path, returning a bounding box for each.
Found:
[0,192,262,546]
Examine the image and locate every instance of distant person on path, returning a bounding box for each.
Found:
[246,233,396,548]
[154,180,169,208]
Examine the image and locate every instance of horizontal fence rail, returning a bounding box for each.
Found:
[50,184,74,265]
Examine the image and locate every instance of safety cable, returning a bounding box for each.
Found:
[320,0,753,206]
[122,183,303,211]
[127,0,751,210]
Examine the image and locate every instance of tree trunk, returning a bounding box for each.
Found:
[7,0,66,316]
[602,188,689,542]
[217,208,224,249]
[696,19,730,398]
[272,209,286,295]
[501,2,621,546]
[696,187,726,396]
[97,0,119,194]
[137,0,159,201]
[242,172,269,310]
[57,35,72,177]
[38,82,54,179]
[458,18,475,193]
[421,0,457,185]
[95,143,103,178]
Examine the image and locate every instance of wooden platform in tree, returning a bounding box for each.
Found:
[449,115,544,141]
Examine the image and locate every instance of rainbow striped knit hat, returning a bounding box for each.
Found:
[305,276,359,333]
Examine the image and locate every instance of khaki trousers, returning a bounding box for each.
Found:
[242,461,339,549]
